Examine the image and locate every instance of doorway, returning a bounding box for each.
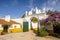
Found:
[3,25,8,33]
[23,22,28,32]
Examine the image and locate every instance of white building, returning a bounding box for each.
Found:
[0,7,49,33]
[11,7,49,31]
[22,7,48,30]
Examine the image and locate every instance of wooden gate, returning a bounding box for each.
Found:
[23,22,28,32]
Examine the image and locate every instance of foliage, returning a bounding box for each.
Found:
[40,12,60,25]
[31,17,38,23]
[38,28,49,37]
[40,19,46,25]
[40,12,60,24]
[46,21,52,26]
[46,10,53,15]
[40,12,60,34]
[22,14,25,18]
[46,12,60,24]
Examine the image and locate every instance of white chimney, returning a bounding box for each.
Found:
[39,10,41,13]
[35,7,41,14]
[28,10,32,15]
[5,15,10,22]
[35,7,39,13]
[25,11,28,16]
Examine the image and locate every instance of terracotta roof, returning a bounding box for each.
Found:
[10,20,19,24]
[0,19,10,24]
[0,19,19,25]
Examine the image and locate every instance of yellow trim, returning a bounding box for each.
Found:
[28,28,38,31]
[28,29,31,31]
[0,28,38,34]
[32,28,38,30]
[8,28,23,33]
[0,30,3,34]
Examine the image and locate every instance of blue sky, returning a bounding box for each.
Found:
[0,0,60,18]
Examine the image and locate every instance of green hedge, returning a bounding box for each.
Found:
[38,28,49,37]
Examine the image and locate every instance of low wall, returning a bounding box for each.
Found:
[31,22,38,30]
[8,28,22,33]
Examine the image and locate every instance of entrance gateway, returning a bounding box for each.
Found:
[3,25,8,33]
[23,22,28,32]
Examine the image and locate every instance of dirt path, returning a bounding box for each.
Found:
[0,31,60,40]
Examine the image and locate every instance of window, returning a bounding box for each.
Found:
[14,26,16,28]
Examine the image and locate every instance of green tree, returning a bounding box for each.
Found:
[22,14,25,18]
[31,17,38,23]
[46,10,53,15]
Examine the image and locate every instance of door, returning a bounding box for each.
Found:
[3,25,8,33]
[23,22,28,32]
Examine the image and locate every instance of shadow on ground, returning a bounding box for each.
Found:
[49,33,60,39]
[33,30,40,37]
[33,30,60,39]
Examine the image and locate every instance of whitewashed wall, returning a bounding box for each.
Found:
[9,24,21,29]
[11,13,48,30]
[31,22,38,28]
[0,24,3,30]
[12,18,23,28]
[12,18,23,24]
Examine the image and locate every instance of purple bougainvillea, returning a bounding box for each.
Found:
[40,12,60,25]
[47,12,60,23]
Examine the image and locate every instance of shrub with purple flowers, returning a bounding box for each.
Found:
[40,12,60,34]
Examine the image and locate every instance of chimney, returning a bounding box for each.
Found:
[35,7,41,14]
[25,11,28,16]
[28,10,32,15]
[5,15,10,22]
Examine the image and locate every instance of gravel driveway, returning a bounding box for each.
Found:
[0,31,60,40]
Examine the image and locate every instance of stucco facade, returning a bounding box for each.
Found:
[0,7,49,34]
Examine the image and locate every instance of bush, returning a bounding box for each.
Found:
[38,28,49,37]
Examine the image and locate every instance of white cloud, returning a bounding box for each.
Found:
[46,7,53,11]
[47,0,58,6]
[43,0,59,11]
[52,0,58,5]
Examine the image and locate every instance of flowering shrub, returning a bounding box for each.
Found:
[46,12,60,24]
[38,28,49,37]
[40,12,60,26]
[40,12,60,34]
